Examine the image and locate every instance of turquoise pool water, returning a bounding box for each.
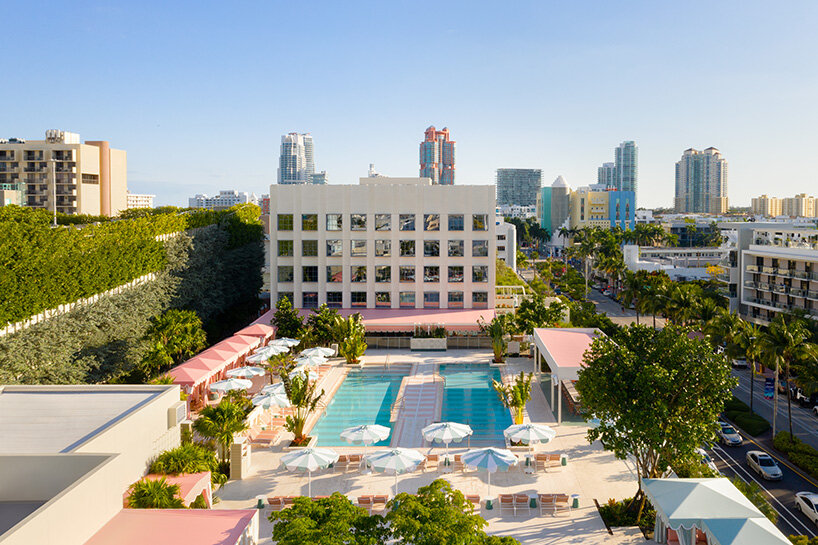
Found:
[310,368,405,446]
[439,364,513,447]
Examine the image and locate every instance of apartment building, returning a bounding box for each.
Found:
[126,191,155,209]
[718,222,818,322]
[0,130,127,216]
[751,194,782,217]
[568,186,635,230]
[781,194,817,218]
[496,218,517,271]
[495,168,541,207]
[674,147,728,214]
[419,126,456,185]
[269,177,495,310]
[188,190,257,210]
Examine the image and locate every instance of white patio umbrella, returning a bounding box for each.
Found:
[503,423,556,455]
[208,378,252,392]
[246,344,289,363]
[289,367,318,381]
[294,354,327,368]
[461,447,519,500]
[261,382,287,395]
[300,347,335,358]
[364,448,425,495]
[272,337,301,348]
[422,422,473,460]
[340,424,391,458]
[251,390,291,410]
[225,366,266,379]
[280,447,339,497]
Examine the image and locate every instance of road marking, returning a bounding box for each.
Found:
[711,445,817,537]
[742,435,818,490]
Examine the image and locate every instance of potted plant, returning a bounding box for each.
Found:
[492,372,533,424]
[479,316,508,363]
[279,371,325,447]
[332,314,368,365]
[410,324,447,351]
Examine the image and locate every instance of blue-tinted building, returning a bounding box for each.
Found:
[608,190,636,230]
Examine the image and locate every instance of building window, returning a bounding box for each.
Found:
[497,234,506,241]
[326,214,343,231]
[400,240,415,257]
[473,214,488,231]
[277,266,294,282]
[448,266,464,282]
[424,266,440,282]
[303,266,319,283]
[399,266,415,282]
[448,240,464,257]
[424,214,440,231]
[423,291,440,308]
[303,292,319,308]
[278,292,294,304]
[448,214,464,231]
[327,240,343,257]
[351,266,367,282]
[327,292,343,308]
[400,214,415,231]
[375,240,391,257]
[376,292,391,307]
[400,291,416,308]
[351,240,367,257]
[277,214,293,230]
[472,291,488,308]
[351,292,367,307]
[375,214,391,231]
[351,213,367,231]
[327,265,343,282]
[472,240,489,257]
[498,245,505,252]
[302,240,318,257]
[302,214,318,231]
[472,265,489,282]
[375,265,391,283]
[424,240,440,257]
[278,240,293,257]
[448,291,464,308]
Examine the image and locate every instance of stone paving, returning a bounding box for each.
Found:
[215,350,647,544]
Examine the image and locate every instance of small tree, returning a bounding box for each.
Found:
[150,442,226,485]
[513,294,565,334]
[127,477,185,508]
[145,309,208,364]
[730,477,777,524]
[306,304,341,347]
[576,325,735,523]
[479,316,507,363]
[192,400,248,463]
[492,372,533,424]
[270,493,387,545]
[280,372,325,445]
[332,314,367,365]
[273,296,304,339]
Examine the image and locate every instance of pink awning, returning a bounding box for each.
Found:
[85,509,256,545]
[236,323,276,340]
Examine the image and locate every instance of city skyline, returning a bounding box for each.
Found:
[4,2,818,209]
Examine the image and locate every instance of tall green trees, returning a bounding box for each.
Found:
[513,295,565,334]
[273,297,304,339]
[270,493,388,545]
[576,325,736,522]
[736,321,764,415]
[192,400,249,463]
[619,272,643,324]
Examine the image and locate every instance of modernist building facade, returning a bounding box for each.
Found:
[278,132,315,185]
[0,130,127,216]
[568,185,635,231]
[496,218,517,271]
[126,191,155,209]
[419,126,456,185]
[188,190,258,210]
[674,147,728,214]
[269,177,496,310]
[495,168,542,207]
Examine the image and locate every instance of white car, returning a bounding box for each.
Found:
[732,359,748,368]
[795,492,818,525]
[717,421,742,446]
[696,448,720,474]
[746,450,783,480]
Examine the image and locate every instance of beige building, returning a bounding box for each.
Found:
[750,193,816,218]
[569,187,611,229]
[751,194,782,217]
[0,130,127,216]
[126,191,155,209]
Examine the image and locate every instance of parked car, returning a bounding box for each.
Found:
[717,421,742,446]
[732,359,748,368]
[792,387,818,408]
[746,450,783,480]
[696,448,720,474]
[795,492,818,525]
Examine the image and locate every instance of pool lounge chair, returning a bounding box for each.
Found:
[420,454,439,472]
[499,494,516,515]
[513,494,531,515]
[348,454,363,471]
[372,495,389,511]
[538,494,556,515]
[283,496,297,506]
[267,496,285,511]
[357,495,373,513]
[453,455,465,472]
[465,495,481,510]
[334,455,349,472]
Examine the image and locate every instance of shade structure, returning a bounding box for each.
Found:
[280,447,339,497]
[246,344,289,363]
[340,424,391,458]
[289,368,318,381]
[261,383,286,395]
[461,447,518,498]
[225,366,266,378]
[421,422,473,459]
[364,448,425,495]
[236,323,276,340]
[294,354,327,368]
[251,390,290,410]
[300,347,335,358]
[503,423,556,454]
[208,378,252,392]
[273,337,301,348]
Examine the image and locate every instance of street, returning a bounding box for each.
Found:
[585,287,667,328]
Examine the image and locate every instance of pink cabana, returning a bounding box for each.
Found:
[236,323,276,342]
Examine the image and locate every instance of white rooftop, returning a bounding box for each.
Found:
[0,387,161,453]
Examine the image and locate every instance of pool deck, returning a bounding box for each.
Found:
[214,350,646,544]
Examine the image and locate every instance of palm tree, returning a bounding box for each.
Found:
[639,279,667,329]
[193,401,249,463]
[620,272,643,325]
[127,477,185,508]
[279,372,325,445]
[664,285,698,326]
[492,372,533,424]
[736,321,764,414]
[760,316,818,437]
[479,316,508,363]
[332,314,368,365]
[694,299,722,326]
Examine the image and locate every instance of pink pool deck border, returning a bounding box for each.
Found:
[255,307,495,332]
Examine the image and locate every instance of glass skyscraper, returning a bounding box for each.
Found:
[614,141,638,196]
[674,147,728,214]
[419,126,456,184]
[495,168,542,207]
[278,133,316,184]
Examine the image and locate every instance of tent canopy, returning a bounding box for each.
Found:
[702,517,790,545]
[533,328,600,382]
[236,323,276,339]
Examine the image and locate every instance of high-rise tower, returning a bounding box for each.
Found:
[278,133,317,184]
[597,162,616,188]
[496,169,542,207]
[419,126,456,184]
[674,147,728,214]
[614,141,638,196]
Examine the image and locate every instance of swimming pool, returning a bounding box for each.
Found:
[309,368,406,446]
[439,364,513,447]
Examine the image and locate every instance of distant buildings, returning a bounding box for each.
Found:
[597,162,615,187]
[548,176,571,236]
[496,204,536,219]
[278,132,320,185]
[0,129,127,216]
[596,141,638,202]
[751,193,817,218]
[126,191,155,209]
[309,171,328,185]
[188,190,257,210]
[419,126,456,185]
[495,168,542,207]
[674,147,728,214]
[496,218,517,271]
[568,185,635,231]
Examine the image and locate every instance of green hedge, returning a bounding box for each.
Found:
[724,396,770,436]
[774,432,818,480]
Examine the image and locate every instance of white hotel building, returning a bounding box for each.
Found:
[269,177,496,310]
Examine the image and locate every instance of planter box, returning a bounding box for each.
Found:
[284,435,317,451]
[410,337,447,351]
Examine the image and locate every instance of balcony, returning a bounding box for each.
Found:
[757,282,770,291]
[772,285,789,294]
[745,265,759,272]
[777,268,795,277]
[761,266,776,274]
[55,165,76,173]
[793,271,810,280]
[0,153,15,161]
[791,288,807,298]
[23,153,44,162]
[23,164,46,173]
[743,280,756,288]
[809,291,818,301]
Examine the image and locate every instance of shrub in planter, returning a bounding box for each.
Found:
[732,413,770,436]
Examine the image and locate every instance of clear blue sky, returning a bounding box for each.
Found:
[6,1,818,208]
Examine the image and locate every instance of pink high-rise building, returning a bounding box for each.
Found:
[419,126,456,185]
